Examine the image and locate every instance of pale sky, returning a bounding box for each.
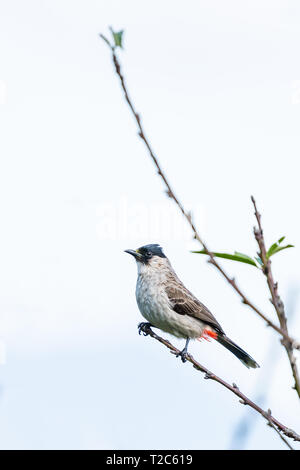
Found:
[0,0,299,449]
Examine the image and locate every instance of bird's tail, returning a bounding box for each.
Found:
[217,334,259,369]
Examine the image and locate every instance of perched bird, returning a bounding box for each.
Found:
[125,243,259,368]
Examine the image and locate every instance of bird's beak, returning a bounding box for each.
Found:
[124,249,143,260]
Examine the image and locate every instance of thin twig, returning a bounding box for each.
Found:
[100,35,299,351]
[139,324,299,446]
[265,409,294,450]
[251,196,300,399]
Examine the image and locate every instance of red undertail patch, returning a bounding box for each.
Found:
[197,329,218,342]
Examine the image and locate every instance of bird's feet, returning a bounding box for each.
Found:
[172,338,190,363]
[138,322,153,336]
[175,347,189,363]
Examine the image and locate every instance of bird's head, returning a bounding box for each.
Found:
[124,244,166,266]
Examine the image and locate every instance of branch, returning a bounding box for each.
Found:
[100,33,299,351]
[139,324,299,447]
[265,409,294,450]
[251,196,300,399]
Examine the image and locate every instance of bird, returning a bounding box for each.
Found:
[125,243,259,368]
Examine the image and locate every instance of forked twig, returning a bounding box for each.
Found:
[139,324,299,447]
[251,196,300,398]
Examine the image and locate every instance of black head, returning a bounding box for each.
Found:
[124,243,166,263]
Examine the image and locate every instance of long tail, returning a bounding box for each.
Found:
[217,334,259,369]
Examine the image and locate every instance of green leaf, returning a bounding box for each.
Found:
[268,244,294,257]
[266,236,294,259]
[267,242,280,258]
[110,28,124,48]
[255,256,263,266]
[192,250,257,267]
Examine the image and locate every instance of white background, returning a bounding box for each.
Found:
[0,0,299,449]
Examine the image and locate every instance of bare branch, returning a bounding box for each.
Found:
[265,409,294,450]
[100,35,299,351]
[251,196,300,399]
[139,324,300,446]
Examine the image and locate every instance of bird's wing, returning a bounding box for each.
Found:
[165,281,224,334]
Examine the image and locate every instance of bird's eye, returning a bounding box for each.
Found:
[146,251,152,258]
